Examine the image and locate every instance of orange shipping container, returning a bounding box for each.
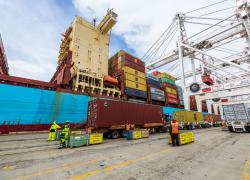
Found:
[167,97,179,104]
[166,92,178,99]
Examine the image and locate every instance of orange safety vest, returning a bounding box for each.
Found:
[171,122,179,134]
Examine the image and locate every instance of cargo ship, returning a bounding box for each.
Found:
[0,10,210,134]
[0,73,182,134]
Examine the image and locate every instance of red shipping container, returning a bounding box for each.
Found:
[122,52,145,67]
[161,82,177,89]
[153,71,161,77]
[87,99,163,129]
[166,92,177,99]
[204,114,222,123]
[167,97,179,104]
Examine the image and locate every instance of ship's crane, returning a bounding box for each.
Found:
[143,0,250,112]
[97,9,117,34]
[0,34,9,75]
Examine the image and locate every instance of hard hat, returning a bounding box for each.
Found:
[53,121,57,124]
[172,119,176,123]
[66,120,70,124]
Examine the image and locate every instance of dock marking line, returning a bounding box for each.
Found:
[2,165,15,170]
[241,151,250,180]
[69,148,172,180]
[15,159,102,180]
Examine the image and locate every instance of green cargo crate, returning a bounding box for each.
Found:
[56,131,62,141]
[68,134,89,148]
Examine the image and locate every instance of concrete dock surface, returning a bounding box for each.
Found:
[0,128,249,180]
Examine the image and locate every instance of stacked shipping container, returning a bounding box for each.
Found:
[190,95,208,112]
[146,74,165,105]
[176,85,184,107]
[152,71,179,107]
[109,50,147,100]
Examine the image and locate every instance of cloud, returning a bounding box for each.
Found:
[0,0,73,81]
[72,0,238,82]
[72,0,236,58]
[0,0,239,83]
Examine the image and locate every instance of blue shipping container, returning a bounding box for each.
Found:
[150,87,164,96]
[162,106,183,118]
[151,93,165,102]
[148,78,161,88]
[125,87,147,99]
[0,84,90,125]
[146,74,159,81]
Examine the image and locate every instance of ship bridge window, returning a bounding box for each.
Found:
[94,78,101,87]
[79,74,83,82]
[84,76,88,83]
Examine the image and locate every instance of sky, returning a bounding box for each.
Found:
[0,0,237,82]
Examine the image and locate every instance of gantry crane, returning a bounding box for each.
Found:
[143,0,250,114]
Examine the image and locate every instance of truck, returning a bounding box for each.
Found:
[222,103,250,132]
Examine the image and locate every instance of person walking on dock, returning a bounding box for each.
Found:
[48,121,61,141]
[58,121,70,149]
[169,119,179,146]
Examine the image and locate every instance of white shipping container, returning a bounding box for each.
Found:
[150,87,164,96]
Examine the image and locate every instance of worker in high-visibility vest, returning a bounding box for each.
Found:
[48,121,61,141]
[169,119,179,146]
[58,121,70,149]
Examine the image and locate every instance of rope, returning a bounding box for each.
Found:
[185,0,229,14]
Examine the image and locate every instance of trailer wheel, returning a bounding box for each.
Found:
[228,126,233,132]
[111,131,119,139]
[245,126,250,133]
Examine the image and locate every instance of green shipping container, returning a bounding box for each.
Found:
[68,134,89,148]
[160,78,175,85]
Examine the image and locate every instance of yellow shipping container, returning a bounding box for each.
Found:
[89,133,103,145]
[118,61,122,69]
[166,87,177,95]
[122,66,145,79]
[125,80,147,92]
[124,73,146,85]
[174,110,203,123]
[194,112,203,122]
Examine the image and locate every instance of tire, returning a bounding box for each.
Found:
[228,126,233,132]
[245,126,250,133]
[111,130,120,139]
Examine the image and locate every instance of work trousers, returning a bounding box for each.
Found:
[171,133,179,146]
[48,132,56,141]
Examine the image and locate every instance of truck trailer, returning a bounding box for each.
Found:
[222,103,250,132]
[87,98,164,138]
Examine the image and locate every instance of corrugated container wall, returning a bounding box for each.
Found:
[87,99,163,129]
[109,50,147,100]
[174,110,203,123]
[0,84,90,125]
